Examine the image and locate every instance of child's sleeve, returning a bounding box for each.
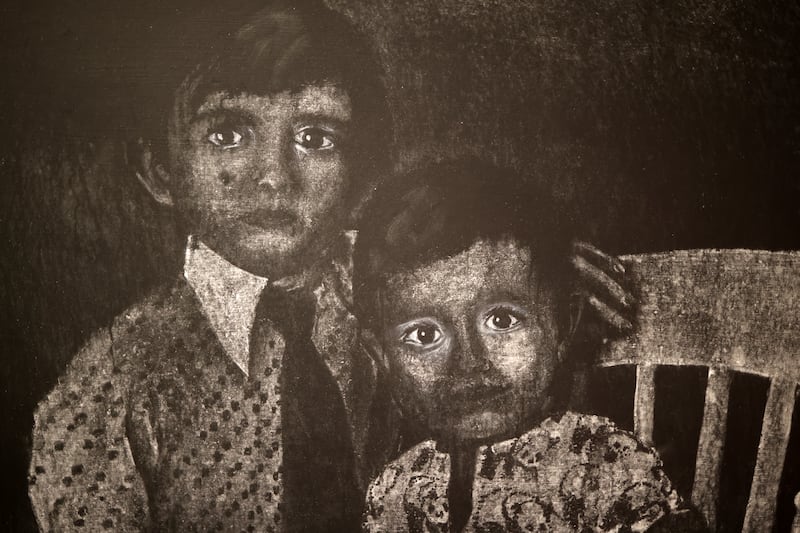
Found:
[470,412,705,532]
[362,441,451,533]
[28,328,150,532]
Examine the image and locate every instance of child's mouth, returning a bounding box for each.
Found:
[446,386,514,418]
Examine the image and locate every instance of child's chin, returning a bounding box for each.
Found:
[451,410,517,443]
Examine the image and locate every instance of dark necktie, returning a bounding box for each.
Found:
[247,284,314,530]
[248,284,360,531]
[249,284,314,380]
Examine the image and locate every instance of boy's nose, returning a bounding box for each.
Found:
[257,169,289,190]
[255,143,291,190]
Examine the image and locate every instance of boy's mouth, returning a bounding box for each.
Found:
[242,209,299,229]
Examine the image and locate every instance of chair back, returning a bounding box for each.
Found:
[596,249,799,532]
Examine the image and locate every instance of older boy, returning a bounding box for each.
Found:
[28,2,388,531]
[355,161,706,532]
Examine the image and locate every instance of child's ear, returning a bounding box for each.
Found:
[125,138,174,207]
[361,328,389,374]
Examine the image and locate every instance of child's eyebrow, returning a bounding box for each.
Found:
[475,288,537,312]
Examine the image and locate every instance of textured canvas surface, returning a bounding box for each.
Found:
[1,1,798,530]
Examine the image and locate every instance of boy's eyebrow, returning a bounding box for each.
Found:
[193,86,352,122]
[293,85,352,121]
[195,91,238,116]
[292,112,350,132]
[192,105,259,125]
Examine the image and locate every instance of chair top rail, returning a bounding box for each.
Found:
[596,249,800,384]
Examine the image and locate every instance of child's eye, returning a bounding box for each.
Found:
[483,307,524,332]
[207,128,246,150]
[293,127,336,152]
[401,324,443,347]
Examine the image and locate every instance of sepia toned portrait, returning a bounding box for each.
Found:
[0,1,798,531]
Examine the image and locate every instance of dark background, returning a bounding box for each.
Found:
[1,0,798,530]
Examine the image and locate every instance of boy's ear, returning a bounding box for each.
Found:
[126,138,174,207]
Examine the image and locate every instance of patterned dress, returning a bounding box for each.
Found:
[364,412,687,532]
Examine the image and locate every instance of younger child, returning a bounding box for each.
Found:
[355,161,706,532]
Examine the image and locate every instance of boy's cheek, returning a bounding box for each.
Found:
[296,160,348,203]
[188,154,251,185]
[295,193,345,228]
[299,151,344,177]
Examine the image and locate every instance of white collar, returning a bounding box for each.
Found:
[183,236,269,375]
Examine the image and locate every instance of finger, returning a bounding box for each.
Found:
[572,240,626,275]
[586,295,634,333]
[571,255,634,309]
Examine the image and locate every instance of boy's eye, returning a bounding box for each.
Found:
[401,324,443,347]
[483,307,524,332]
[293,127,336,151]
[207,128,246,150]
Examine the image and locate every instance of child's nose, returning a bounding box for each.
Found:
[451,321,492,374]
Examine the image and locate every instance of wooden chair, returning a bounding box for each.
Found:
[595,249,799,532]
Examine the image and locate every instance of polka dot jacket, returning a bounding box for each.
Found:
[29,275,373,532]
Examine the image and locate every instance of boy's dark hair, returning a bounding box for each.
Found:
[142,0,390,199]
[354,159,575,333]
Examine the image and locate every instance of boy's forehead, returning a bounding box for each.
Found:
[194,83,352,120]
